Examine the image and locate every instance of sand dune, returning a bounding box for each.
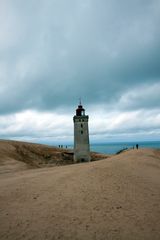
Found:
[0,142,160,240]
[0,140,108,174]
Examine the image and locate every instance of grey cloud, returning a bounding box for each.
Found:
[0,0,160,115]
[0,108,159,144]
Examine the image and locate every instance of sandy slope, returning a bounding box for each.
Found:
[0,140,108,173]
[0,148,160,240]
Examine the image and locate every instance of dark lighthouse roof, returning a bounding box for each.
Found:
[76,103,85,116]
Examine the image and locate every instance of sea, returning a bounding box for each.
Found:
[69,141,160,155]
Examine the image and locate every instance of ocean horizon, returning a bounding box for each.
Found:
[90,141,160,154]
[68,140,160,154]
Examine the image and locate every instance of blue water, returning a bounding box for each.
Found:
[90,141,160,154]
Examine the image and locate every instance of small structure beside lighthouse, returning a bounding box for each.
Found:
[73,101,91,163]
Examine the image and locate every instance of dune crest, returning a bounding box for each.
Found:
[0,145,160,239]
[0,140,109,174]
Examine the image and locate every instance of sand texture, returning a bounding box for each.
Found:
[0,142,160,240]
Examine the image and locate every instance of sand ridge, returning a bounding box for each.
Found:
[0,140,108,174]
[0,146,160,239]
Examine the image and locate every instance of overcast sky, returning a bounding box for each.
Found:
[0,0,160,144]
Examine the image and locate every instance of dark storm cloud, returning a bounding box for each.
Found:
[0,0,160,115]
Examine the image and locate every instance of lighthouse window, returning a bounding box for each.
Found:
[81,124,83,128]
[81,130,83,134]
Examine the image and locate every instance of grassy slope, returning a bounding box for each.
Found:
[0,140,109,173]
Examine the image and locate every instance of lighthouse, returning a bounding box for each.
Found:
[73,101,90,163]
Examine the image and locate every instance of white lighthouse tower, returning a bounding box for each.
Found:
[73,101,90,163]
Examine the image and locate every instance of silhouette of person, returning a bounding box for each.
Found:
[136,144,139,149]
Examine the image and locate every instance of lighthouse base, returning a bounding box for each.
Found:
[73,152,91,163]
